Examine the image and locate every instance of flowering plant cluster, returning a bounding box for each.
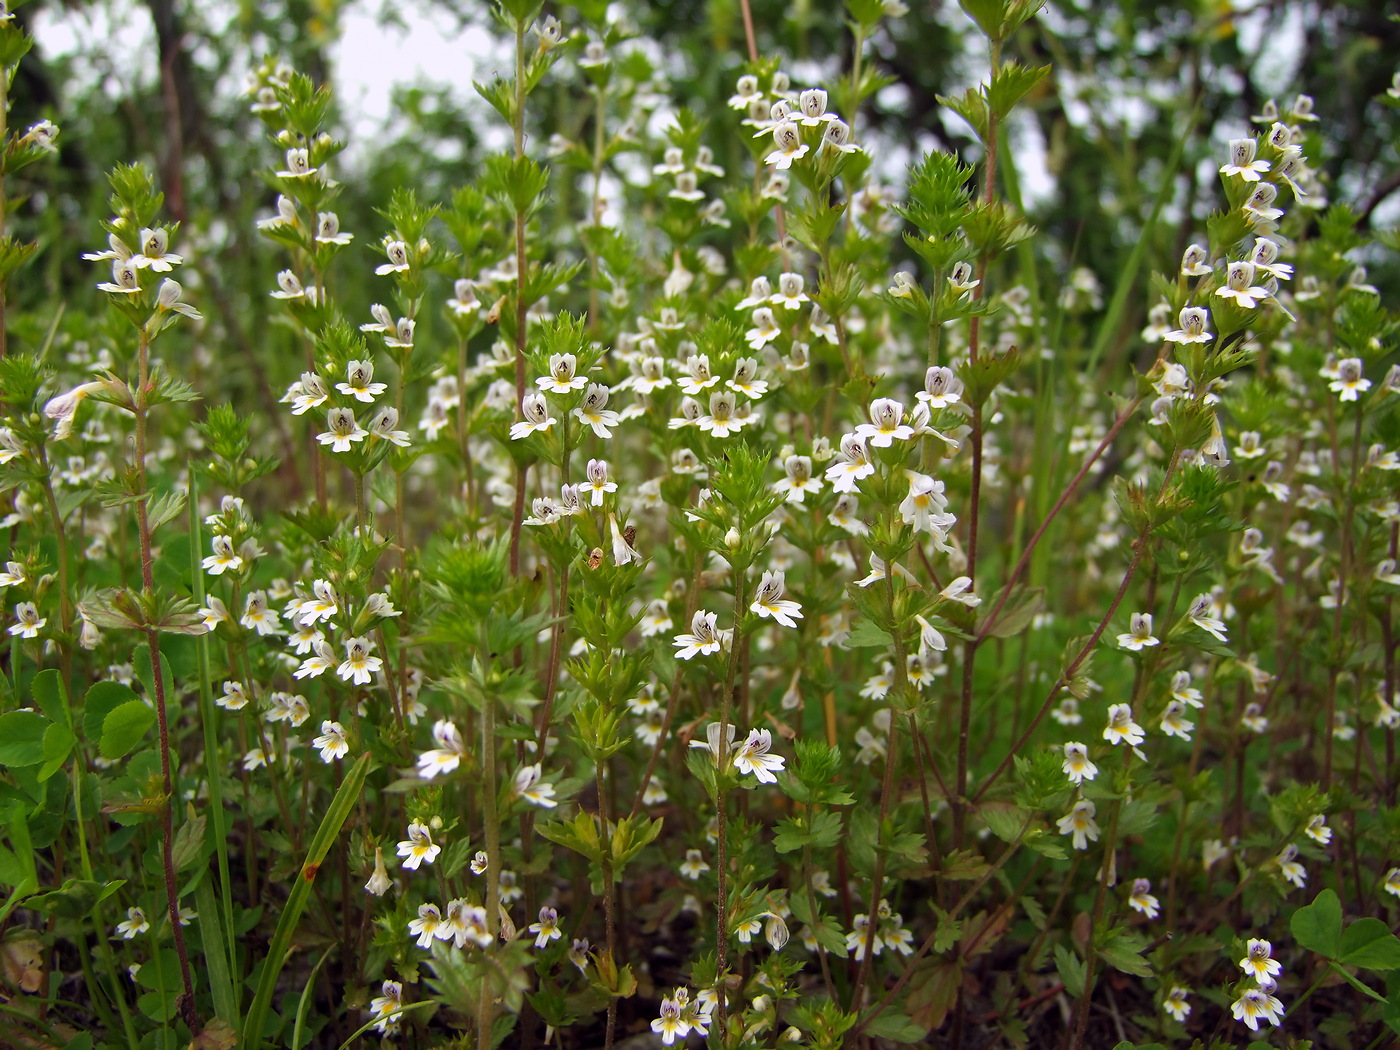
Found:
[0,0,1397,1048]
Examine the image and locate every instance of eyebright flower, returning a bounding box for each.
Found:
[1188,593,1230,641]
[1215,261,1270,309]
[680,849,710,880]
[856,398,913,447]
[1056,799,1100,850]
[312,720,350,763]
[584,458,617,506]
[116,907,150,939]
[1303,814,1332,845]
[513,763,558,808]
[765,121,808,169]
[510,393,556,440]
[397,820,442,870]
[1117,612,1158,650]
[1103,704,1145,747]
[1163,987,1191,1022]
[314,211,353,245]
[825,434,875,493]
[1159,700,1195,740]
[337,637,383,685]
[1220,137,1270,181]
[1164,306,1213,344]
[8,602,45,639]
[750,570,802,628]
[529,906,562,948]
[417,719,466,779]
[135,229,181,270]
[574,384,621,438]
[368,980,403,1035]
[732,728,786,784]
[376,239,410,274]
[407,903,444,948]
[202,535,243,576]
[697,390,747,437]
[1328,358,1370,402]
[318,407,368,452]
[1275,844,1307,888]
[1061,742,1097,784]
[1127,878,1160,919]
[276,147,316,178]
[1231,987,1285,1031]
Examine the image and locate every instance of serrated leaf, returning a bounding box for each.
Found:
[146,489,188,532]
[980,587,1044,639]
[1054,944,1086,997]
[1097,928,1153,978]
[843,617,892,648]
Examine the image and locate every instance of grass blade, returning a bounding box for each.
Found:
[242,751,372,1049]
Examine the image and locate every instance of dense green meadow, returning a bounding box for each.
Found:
[0,0,1397,1047]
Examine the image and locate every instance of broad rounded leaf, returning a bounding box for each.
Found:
[1339,917,1400,970]
[0,711,50,767]
[83,680,141,744]
[99,700,156,761]
[1290,888,1342,959]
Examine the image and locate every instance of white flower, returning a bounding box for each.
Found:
[1275,844,1306,888]
[9,602,45,639]
[1127,878,1159,919]
[1103,704,1145,747]
[364,848,392,896]
[1220,137,1270,181]
[510,392,556,440]
[1329,358,1371,402]
[750,570,802,628]
[1231,987,1285,1031]
[376,239,410,275]
[674,610,727,659]
[368,980,403,1035]
[732,728,785,784]
[1163,986,1191,1022]
[1303,814,1332,845]
[337,637,383,685]
[1056,799,1100,850]
[115,907,150,939]
[529,906,562,948]
[855,398,912,447]
[1061,742,1097,784]
[396,820,442,870]
[312,720,349,763]
[1159,700,1195,740]
[1117,612,1158,650]
[407,903,444,948]
[514,763,558,808]
[417,719,466,779]
[765,121,808,169]
[679,849,710,880]
[317,407,368,452]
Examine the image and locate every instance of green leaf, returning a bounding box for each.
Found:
[82,680,141,743]
[31,668,66,726]
[1097,927,1152,978]
[242,751,371,1049]
[1054,944,1086,998]
[1291,888,1343,959]
[1339,918,1400,970]
[38,721,76,782]
[0,711,49,766]
[864,1011,927,1044]
[99,700,156,760]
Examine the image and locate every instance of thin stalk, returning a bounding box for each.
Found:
[713,569,751,1042]
[132,328,198,1029]
[1068,750,1130,1049]
[508,16,530,578]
